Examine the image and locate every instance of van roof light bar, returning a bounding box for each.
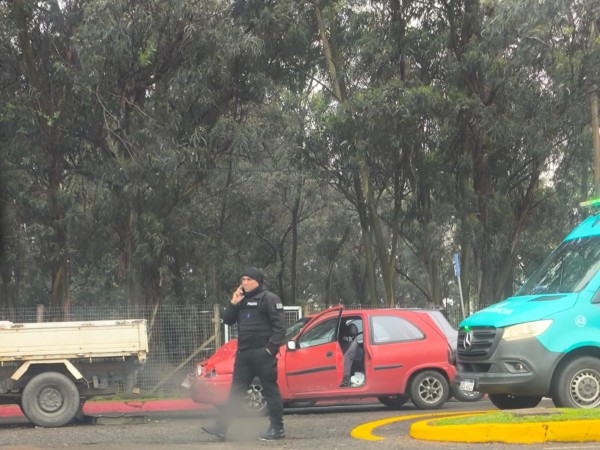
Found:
[579,197,600,207]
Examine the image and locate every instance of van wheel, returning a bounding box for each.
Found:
[552,357,600,408]
[21,372,80,427]
[489,393,542,409]
[378,394,410,409]
[409,370,449,409]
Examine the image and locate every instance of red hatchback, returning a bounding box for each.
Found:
[188,307,461,412]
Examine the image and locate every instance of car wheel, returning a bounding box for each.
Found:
[551,356,600,408]
[451,386,485,402]
[377,394,410,409]
[21,372,81,427]
[409,370,449,409]
[243,383,268,414]
[489,393,542,410]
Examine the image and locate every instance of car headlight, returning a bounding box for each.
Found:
[502,319,553,342]
[196,365,204,377]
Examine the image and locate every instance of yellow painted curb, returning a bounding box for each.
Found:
[410,417,600,443]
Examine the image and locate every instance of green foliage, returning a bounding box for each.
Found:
[1,0,599,312]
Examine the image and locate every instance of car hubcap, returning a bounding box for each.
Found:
[419,377,442,403]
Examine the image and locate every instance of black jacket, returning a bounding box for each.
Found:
[222,285,286,354]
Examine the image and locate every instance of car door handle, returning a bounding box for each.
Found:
[326,351,333,357]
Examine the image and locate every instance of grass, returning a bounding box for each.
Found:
[433,408,600,426]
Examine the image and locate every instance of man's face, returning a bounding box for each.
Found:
[241,276,259,292]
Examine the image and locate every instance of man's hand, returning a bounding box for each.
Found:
[231,284,244,305]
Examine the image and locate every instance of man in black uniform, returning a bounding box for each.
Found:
[202,267,287,441]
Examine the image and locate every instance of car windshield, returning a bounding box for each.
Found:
[518,236,600,295]
[286,317,310,340]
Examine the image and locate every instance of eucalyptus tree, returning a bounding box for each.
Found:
[1,0,95,315]
[440,0,600,310]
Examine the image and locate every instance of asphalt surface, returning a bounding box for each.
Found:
[2,398,600,445]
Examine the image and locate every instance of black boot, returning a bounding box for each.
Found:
[259,426,285,441]
[201,423,227,441]
[340,376,351,387]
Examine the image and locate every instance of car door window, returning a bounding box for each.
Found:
[371,315,424,343]
[298,318,337,348]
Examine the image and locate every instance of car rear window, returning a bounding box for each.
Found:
[370,315,424,343]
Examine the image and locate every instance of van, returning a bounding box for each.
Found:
[455,209,600,409]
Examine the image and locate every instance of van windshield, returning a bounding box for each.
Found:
[518,236,600,295]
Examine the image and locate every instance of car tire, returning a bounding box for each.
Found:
[243,383,268,414]
[377,394,410,409]
[489,393,542,409]
[451,386,485,402]
[21,372,81,427]
[551,356,600,408]
[409,370,449,409]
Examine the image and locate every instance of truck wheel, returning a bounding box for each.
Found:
[409,370,449,409]
[378,394,410,409]
[21,372,80,427]
[552,357,600,408]
[489,393,542,409]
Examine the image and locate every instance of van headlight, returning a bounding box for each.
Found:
[502,320,553,341]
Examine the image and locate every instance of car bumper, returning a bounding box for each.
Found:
[188,375,231,405]
[456,338,559,396]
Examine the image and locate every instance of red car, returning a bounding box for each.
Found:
[188,306,477,412]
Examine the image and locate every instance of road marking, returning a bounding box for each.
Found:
[350,410,491,441]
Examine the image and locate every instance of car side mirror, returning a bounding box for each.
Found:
[287,340,297,351]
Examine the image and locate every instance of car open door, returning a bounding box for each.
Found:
[283,308,344,394]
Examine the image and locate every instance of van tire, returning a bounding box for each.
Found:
[21,372,80,427]
[409,370,449,409]
[489,393,542,409]
[552,356,600,408]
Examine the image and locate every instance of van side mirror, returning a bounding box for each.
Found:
[287,340,297,351]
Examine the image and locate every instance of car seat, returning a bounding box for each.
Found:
[340,322,362,386]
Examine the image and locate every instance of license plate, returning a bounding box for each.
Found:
[459,379,475,392]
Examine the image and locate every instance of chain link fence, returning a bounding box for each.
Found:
[0,303,464,399]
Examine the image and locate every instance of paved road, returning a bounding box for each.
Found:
[0,399,598,449]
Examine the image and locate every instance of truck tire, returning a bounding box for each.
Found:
[378,394,410,409]
[552,356,600,408]
[21,372,81,427]
[409,370,449,409]
[489,393,542,409]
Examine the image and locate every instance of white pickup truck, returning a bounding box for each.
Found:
[0,319,148,427]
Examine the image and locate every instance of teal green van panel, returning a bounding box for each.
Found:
[537,292,600,352]
[460,294,577,329]
[564,214,600,241]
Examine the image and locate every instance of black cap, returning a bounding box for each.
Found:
[242,267,264,284]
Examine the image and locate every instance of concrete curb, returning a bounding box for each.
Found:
[410,415,600,444]
[0,399,208,418]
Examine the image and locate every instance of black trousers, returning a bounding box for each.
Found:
[218,347,284,429]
